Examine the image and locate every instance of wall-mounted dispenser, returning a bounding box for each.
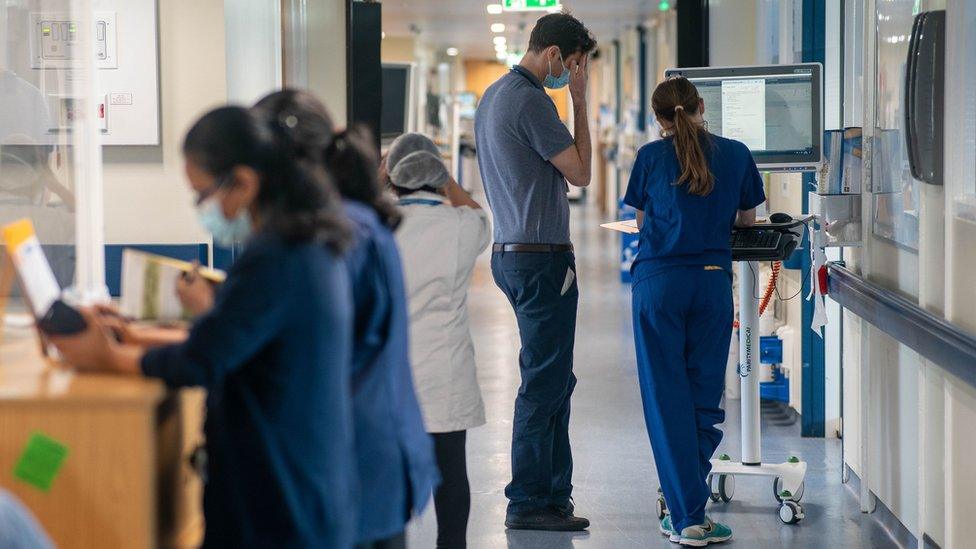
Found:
[904,10,945,186]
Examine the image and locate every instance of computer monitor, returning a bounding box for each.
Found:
[381,63,415,141]
[456,92,477,119]
[664,63,823,171]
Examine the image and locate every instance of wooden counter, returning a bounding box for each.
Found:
[0,328,203,548]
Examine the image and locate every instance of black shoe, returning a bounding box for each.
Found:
[505,507,590,532]
[552,498,575,515]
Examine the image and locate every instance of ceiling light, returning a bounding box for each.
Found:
[495,43,507,53]
[446,47,459,56]
[491,23,506,33]
[493,36,507,45]
[496,51,507,61]
[381,31,386,39]
[486,4,503,15]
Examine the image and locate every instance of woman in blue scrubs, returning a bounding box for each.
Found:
[50,106,358,548]
[624,77,765,546]
[254,91,439,549]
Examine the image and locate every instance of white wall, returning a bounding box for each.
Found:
[102,0,228,245]
[103,0,348,246]
[942,0,976,546]
[709,0,758,66]
[224,0,282,105]
[838,1,976,546]
[866,331,920,534]
[307,0,346,125]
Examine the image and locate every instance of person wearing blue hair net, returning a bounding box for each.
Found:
[386,133,490,549]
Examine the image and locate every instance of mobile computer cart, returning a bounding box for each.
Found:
[655,215,811,525]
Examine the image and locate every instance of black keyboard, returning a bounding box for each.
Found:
[731,228,798,261]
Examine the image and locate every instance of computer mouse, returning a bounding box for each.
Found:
[769,213,793,224]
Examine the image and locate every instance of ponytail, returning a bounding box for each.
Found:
[652,77,714,196]
[324,126,402,230]
[254,89,401,230]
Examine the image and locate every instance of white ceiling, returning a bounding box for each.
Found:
[381,0,656,61]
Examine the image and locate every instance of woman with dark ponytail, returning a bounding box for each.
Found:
[254,90,439,549]
[49,106,358,548]
[624,77,766,546]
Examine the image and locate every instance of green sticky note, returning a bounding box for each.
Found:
[13,433,69,491]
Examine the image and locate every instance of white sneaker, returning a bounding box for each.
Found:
[676,517,733,546]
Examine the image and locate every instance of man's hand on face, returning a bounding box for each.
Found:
[569,53,589,106]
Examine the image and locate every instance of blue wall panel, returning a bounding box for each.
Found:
[801,0,827,438]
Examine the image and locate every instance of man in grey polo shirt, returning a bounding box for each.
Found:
[474,12,595,532]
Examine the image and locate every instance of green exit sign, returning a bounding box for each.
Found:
[503,0,562,11]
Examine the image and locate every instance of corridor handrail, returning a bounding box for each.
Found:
[827,262,976,388]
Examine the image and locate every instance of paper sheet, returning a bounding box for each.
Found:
[807,222,828,338]
[119,249,225,322]
[600,219,639,234]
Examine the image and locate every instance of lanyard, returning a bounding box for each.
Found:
[397,198,443,207]
[510,65,543,90]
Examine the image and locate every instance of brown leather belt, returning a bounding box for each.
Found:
[492,243,574,253]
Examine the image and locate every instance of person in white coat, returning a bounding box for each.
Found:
[386,133,490,549]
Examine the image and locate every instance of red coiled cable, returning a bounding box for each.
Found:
[732,261,781,329]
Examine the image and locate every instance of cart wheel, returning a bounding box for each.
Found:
[707,474,721,503]
[779,501,804,524]
[718,474,734,503]
[774,477,805,502]
[656,495,668,520]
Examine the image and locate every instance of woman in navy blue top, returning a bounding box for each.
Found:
[254,90,439,549]
[51,106,358,548]
[623,77,765,546]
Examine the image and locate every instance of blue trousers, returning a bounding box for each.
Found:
[491,251,578,514]
[631,266,733,532]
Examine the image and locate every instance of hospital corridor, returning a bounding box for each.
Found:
[406,202,902,548]
[1,0,975,548]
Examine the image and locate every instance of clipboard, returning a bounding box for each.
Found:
[600,219,639,234]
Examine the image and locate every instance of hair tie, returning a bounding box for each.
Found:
[674,105,685,112]
[275,112,300,136]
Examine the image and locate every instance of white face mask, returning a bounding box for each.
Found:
[196,195,252,247]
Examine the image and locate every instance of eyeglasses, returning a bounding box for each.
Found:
[195,173,232,206]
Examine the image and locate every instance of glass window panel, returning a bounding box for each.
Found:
[1,0,99,308]
[843,0,864,128]
[870,0,926,252]
[951,0,976,217]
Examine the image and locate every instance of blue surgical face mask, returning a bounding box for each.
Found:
[543,52,570,89]
[196,195,252,248]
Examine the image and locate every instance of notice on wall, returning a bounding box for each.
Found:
[721,79,767,151]
[13,432,69,492]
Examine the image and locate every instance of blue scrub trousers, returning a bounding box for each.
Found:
[491,251,578,514]
[631,266,733,532]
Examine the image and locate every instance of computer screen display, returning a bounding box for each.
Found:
[665,64,822,171]
[457,92,477,119]
[381,64,411,139]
